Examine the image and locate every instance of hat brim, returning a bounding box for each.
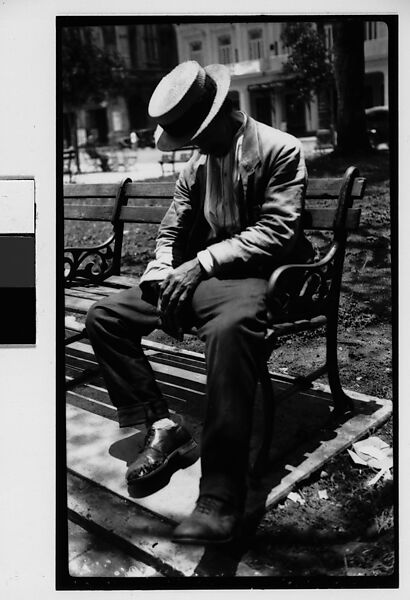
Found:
[155,64,231,152]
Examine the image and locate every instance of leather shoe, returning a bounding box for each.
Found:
[126,423,197,484]
[172,496,239,544]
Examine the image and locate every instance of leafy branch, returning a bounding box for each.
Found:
[281,23,334,105]
[62,26,127,108]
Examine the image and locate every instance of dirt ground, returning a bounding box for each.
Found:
[65,150,394,578]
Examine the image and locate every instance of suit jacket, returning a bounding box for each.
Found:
[140,115,314,285]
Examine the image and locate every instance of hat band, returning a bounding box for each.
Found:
[160,72,217,139]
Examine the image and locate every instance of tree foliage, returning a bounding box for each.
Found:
[282,20,372,154]
[281,22,333,104]
[62,26,126,108]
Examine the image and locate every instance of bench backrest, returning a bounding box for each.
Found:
[64,167,365,284]
[64,171,366,232]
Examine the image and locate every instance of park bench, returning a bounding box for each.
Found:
[158,147,195,175]
[315,128,335,154]
[63,148,76,182]
[64,167,366,474]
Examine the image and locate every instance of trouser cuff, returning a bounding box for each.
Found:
[199,476,246,512]
[117,399,169,428]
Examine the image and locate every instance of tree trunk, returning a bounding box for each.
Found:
[333,21,371,154]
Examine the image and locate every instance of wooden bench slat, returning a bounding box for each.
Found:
[65,204,169,222]
[126,182,175,197]
[66,277,139,297]
[304,207,361,230]
[64,182,177,199]
[64,177,366,201]
[66,296,95,313]
[120,205,168,222]
[99,274,140,287]
[69,284,134,297]
[121,205,362,230]
[65,205,114,221]
[64,183,120,198]
[65,203,360,230]
[306,177,366,199]
[66,288,108,302]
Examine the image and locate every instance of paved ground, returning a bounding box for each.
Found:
[67,147,165,184]
[68,520,163,578]
[65,139,388,186]
[65,137,321,185]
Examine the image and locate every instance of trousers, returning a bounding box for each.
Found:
[86,276,269,510]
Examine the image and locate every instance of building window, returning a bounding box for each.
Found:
[218,35,232,64]
[144,24,158,63]
[112,110,123,132]
[128,26,138,68]
[189,41,203,65]
[101,26,117,53]
[364,21,378,40]
[248,28,264,60]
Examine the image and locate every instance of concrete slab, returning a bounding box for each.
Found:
[67,402,201,522]
[68,520,163,577]
[67,471,271,578]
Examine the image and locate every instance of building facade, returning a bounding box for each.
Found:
[63,21,388,147]
[175,21,389,138]
[63,24,178,147]
[363,21,389,108]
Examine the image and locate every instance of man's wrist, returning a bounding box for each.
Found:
[193,257,205,279]
[197,250,213,276]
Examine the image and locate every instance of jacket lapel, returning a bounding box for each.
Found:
[238,116,262,203]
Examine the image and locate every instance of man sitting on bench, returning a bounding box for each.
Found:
[86,61,314,544]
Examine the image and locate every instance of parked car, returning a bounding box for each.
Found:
[365,106,389,149]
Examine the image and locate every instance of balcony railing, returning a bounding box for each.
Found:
[263,54,288,72]
[226,54,287,77]
[227,59,262,76]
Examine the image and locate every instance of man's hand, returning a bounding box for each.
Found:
[160,257,203,316]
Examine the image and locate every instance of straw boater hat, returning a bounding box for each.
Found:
[148,61,231,151]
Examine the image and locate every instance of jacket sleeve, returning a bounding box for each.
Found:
[139,159,196,285]
[197,137,307,275]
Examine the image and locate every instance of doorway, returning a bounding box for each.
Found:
[250,91,272,126]
[285,94,306,136]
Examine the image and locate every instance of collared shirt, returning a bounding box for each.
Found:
[197,113,247,274]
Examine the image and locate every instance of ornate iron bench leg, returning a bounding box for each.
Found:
[326,314,355,418]
[251,360,275,478]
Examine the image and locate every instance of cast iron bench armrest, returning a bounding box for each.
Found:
[266,243,338,301]
[64,231,118,283]
[64,232,116,255]
[64,178,131,284]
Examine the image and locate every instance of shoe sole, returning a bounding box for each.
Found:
[126,438,198,484]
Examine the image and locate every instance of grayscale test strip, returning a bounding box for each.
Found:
[0,177,35,344]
